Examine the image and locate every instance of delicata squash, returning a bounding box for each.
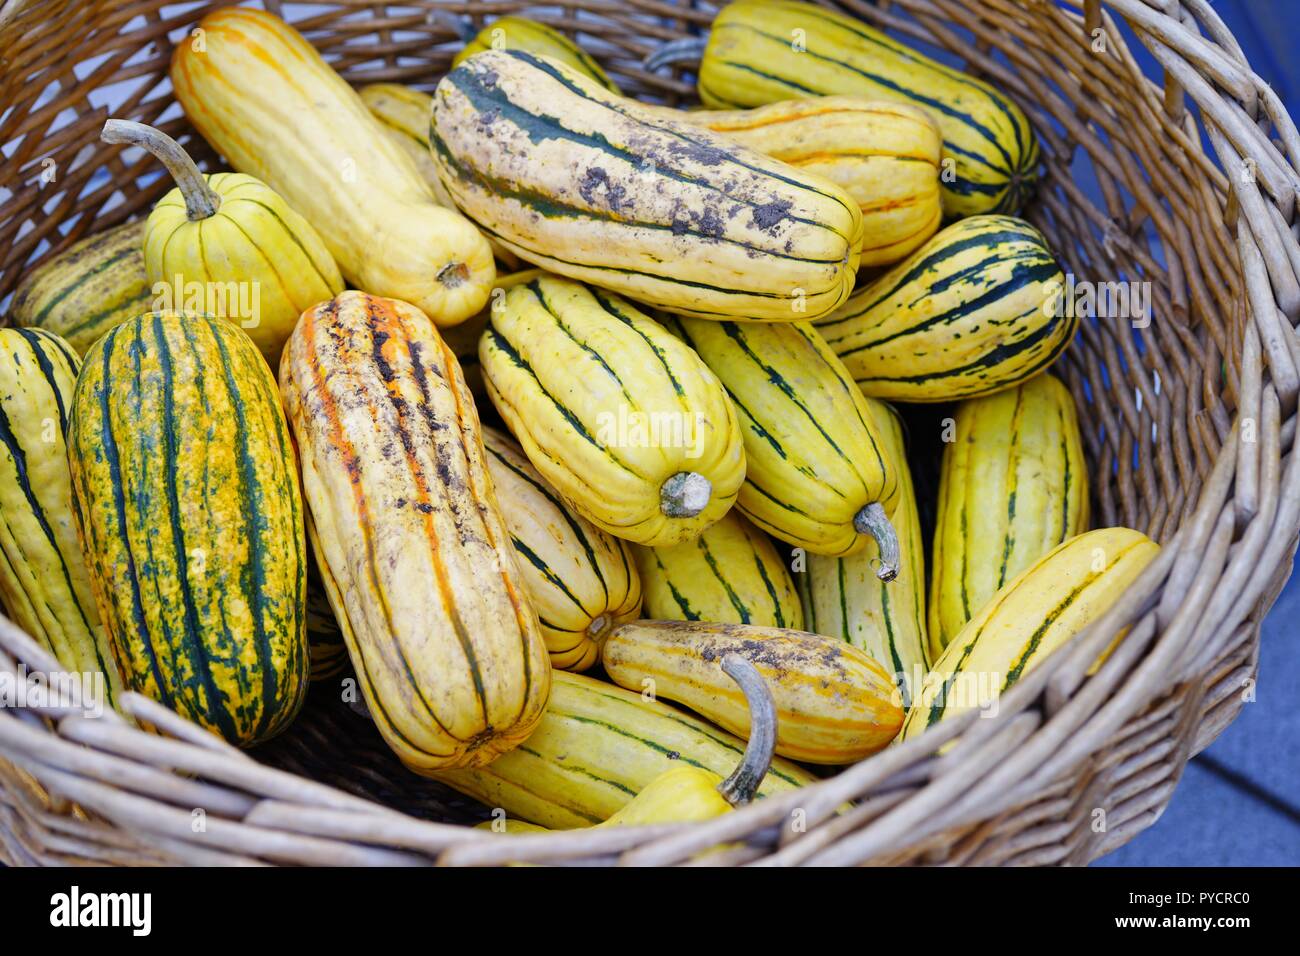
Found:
[431,49,863,322]
[799,398,930,705]
[669,0,1040,218]
[280,291,550,771]
[672,98,944,268]
[901,528,1160,741]
[171,7,494,326]
[605,621,903,763]
[10,220,151,355]
[634,509,802,629]
[664,316,901,567]
[0,328,122,707]
[814,215,1070,402]
[929,373,1089,657]
[480,275,746,548]
[68,313,308,745]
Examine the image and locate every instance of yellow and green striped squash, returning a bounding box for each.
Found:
[695,0,1040,218]
[67,313,308,745]
[10,221,152,356]
[929,372,1089,657]
[799,398,928,705]
[480,275,746,548]
[604,620,903,763]
[900,527,1159,741]
[0,328,122,706]
[281,291,551,772]
[813,215,1070,403]
[482,425,642,673]
[435,670,816,829]
[453,15,620,93]
[431,49,863,323]
[634,509,802,629]
[663,316,900,560]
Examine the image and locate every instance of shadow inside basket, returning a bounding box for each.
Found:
[252,677,494,827]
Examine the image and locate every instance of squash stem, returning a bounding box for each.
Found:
[643,36,709,72]
[426,9,477,45]
[854,502,900,582]
[716,655,776,807]
[660,471,711,518]
[101,119,219,221]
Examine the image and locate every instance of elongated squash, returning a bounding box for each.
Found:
[171,7,494,325]
[431,49,863,323]
[799,398,928,705]
[929,373,1089,657]
[683,0,1040,217]
[900,528,1159,741]
[451,15,620,93]
[813,215,1070,402]
[480,275,745,547]
[435,670,815,829]
[67,313,307,745]
[675,98,943,267]
[482,425,642,672]
[606,620,903,763]
[280,291,550,771]
[635,509,801,629]
[0,328,121,706]
[10,221,151,356]
[358,82,520,270]
[100,120,343,370]
[664,316,899,564]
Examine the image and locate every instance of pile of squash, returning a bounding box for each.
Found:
[0,3,1159,834]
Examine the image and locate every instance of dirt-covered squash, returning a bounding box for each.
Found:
[280,291,550,771]
[431,49,863,323]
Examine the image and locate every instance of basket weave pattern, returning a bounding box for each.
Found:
[0,0,1297,866]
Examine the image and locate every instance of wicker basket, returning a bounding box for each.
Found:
[1,0,1297,867]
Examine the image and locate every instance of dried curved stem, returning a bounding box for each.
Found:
[101,119,219,221]
[854,502,900,582]
[426,8,476,45]
[716,654,776,807]
[643,36,709,72]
